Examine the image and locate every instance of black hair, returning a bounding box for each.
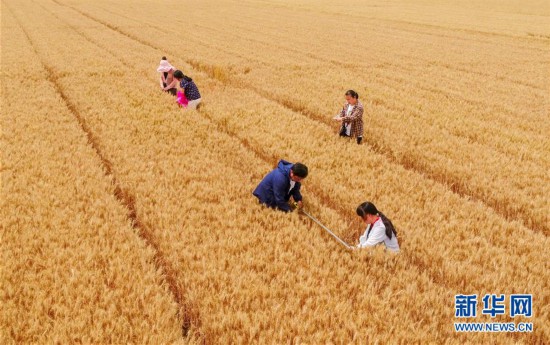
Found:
[345,90,359,99]
[162,56,167,60]
[173,70,192,82]
[356,201,397,239]
[291,163,308,178]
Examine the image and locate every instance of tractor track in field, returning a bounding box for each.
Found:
[44,0,548,293]
[136,18,549,166]
[90,0,549,91]
[6,1,549,343]
[238,0,550,48]
[160,23,550,162]
[32,1,134,69]
[78,1,550,136]
[25,0,377,336]
[35,1,550,305]
[189,18,547,93]
[10,4,550,343]
[193,106,459,289]
[49,0,548,237]
[36,0,466,293]
[69,0,550,133]
[5,2,200,340]
[35,0,360,250]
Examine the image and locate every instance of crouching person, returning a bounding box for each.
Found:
[157,57,177,96]
[173,70,202,109]
[356,201,400,252]
[253,160,308,212]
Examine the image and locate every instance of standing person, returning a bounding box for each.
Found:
[173,70,202,109]
[253,160,308,213]
[355,201,400,252]
[157,57,177,96]
[334,90,364,144]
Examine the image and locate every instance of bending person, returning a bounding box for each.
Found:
[253,160,308,212]
[356,201,399,252]
[173,70,202,109]
[334,90,364,144]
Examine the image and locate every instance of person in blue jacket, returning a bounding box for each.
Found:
[253,160,308,212]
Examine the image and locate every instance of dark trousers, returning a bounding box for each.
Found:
[340,125,363,145]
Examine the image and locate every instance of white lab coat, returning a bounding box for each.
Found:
[358,218,400,252]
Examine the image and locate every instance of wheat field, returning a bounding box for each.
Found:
[1,0,549,343]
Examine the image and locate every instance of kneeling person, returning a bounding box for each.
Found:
[253,160,308,212]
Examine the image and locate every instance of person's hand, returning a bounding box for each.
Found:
[296,201,303,209]
[335,117,343,122]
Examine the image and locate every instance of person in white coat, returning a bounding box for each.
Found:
[356,201,400,252]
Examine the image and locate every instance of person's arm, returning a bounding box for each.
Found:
[291,182,302,202]
[164,79,178,91]
[339,104,346,117]
[334,104,346,122]
[273,175,292,212]
[358,226,369,246]
[358,223,386,248]
[343,105,364,123]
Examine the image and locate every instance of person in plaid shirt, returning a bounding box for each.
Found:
[334,90,364,144]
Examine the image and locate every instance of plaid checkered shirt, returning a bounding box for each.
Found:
[339,101,364,138]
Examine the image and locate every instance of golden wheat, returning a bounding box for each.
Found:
[2,0,548,344]
[0,8,184,344]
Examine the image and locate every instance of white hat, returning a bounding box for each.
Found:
[157,59,176,72]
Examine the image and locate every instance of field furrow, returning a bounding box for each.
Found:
[1,5,185,344]
[3,0,548,343]
[55,0,550,235]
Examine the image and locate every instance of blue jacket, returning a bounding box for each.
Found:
[253,160,303,212]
